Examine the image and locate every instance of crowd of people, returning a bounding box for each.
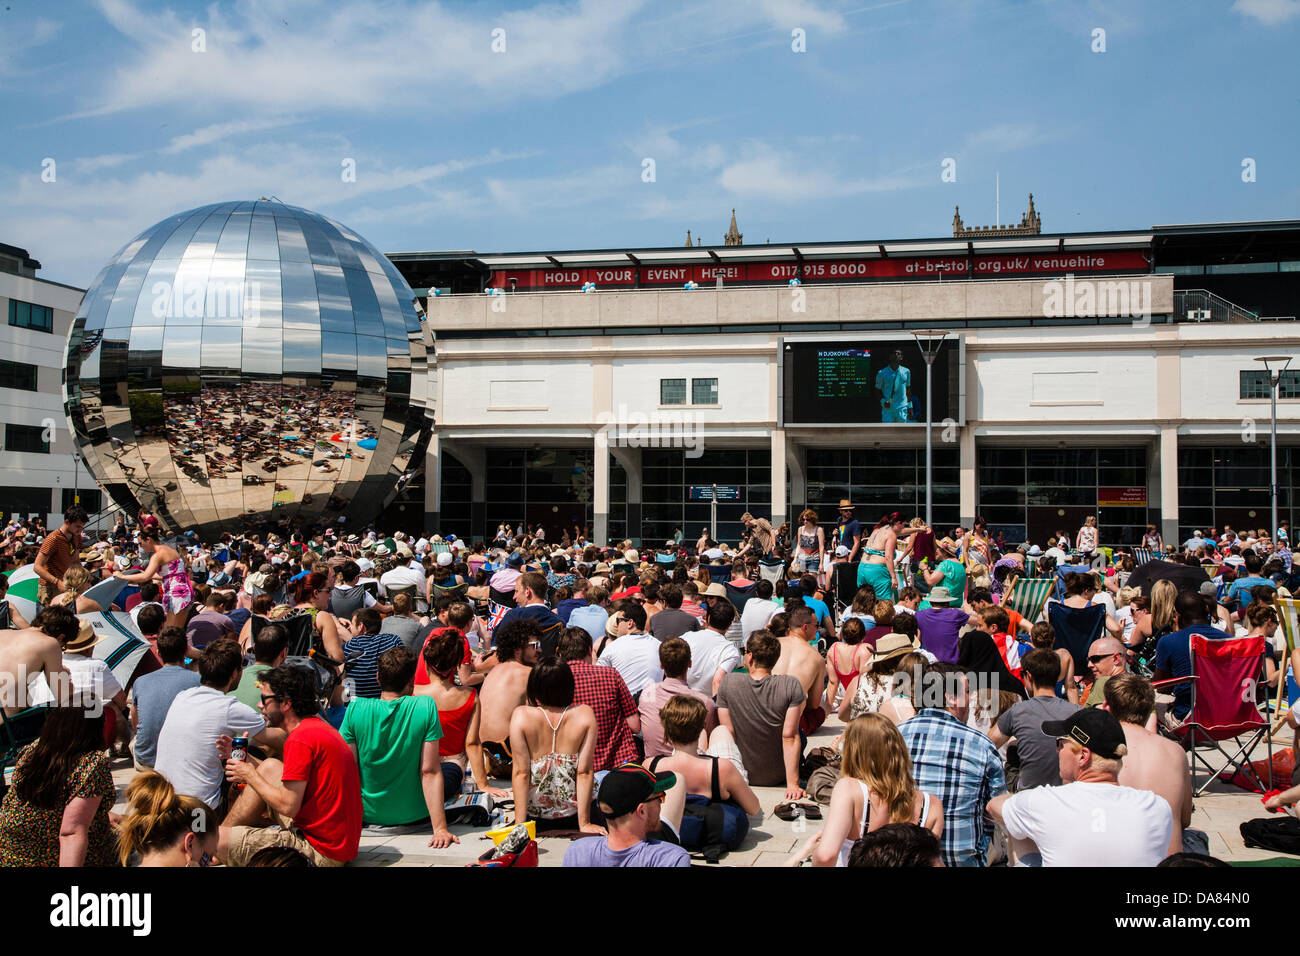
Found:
[0,501,1297,868]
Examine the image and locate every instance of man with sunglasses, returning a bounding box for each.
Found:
[596,602,663,697]
[563,764,689,867]
[986,709,1172,866]
[1082,636,1127,707]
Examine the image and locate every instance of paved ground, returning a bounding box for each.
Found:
[107,711,1297,867]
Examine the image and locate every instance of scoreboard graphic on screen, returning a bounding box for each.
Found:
[782,336,963,426]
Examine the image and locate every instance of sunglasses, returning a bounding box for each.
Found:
[259,693,280,705]
[527,640,542,648]
[1087,653,1118,664]
[1055,737,1084,752]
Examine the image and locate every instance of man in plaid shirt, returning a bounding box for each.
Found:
[899,663,1006,867]
[557,626,640,772]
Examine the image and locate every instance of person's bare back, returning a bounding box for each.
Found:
[478,660,530,744]
[774,635,825,711]
[0,627,68,715]
[1117,721,1189,856]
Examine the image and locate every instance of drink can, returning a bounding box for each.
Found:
[231,736,249,762]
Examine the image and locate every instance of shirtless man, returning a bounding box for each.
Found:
[1103,673,1193,856]
[0,605,76,714]
[469,617,541,786]
[773,604,826,733]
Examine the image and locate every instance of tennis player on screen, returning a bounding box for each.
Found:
[875,350,913,422]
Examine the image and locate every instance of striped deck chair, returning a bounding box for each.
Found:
[1002,577,1055,625]
[429,541,452,557]
[1133,547,1156,566]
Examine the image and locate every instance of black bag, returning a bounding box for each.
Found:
[1239,817,1300,856]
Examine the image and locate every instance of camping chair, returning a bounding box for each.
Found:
[831,562,858,625]
[1153,634,1273,796]
[0,704,49,796]
[725,581,757,615]
[655,552,677,568]
[705,566,733,586]
[757,559,786,587]
[430,579,468,604]
[485,587,518,643]
[1133,547,1156,565]
[1047,601,1106,675]
[1002,578,1055,626]
[387,584,418,604]
[251,612,317,658]
[361,581,380,599]
[1052,565,1094,601]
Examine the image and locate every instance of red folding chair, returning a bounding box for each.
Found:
[1153,634,1273,796]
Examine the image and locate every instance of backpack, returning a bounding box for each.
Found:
[650,756,749,862]
[1239,817,1300,856]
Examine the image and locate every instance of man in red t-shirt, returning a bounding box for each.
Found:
[219,664,362,867]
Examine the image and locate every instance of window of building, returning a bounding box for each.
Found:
[1240,369,1300,400]
[3,486,53,517]
[692,378,719,405]
[8,299,54,333]
[4,423,50,454]
[660,379,687,405]
[61,488,102,514]
[0,359,38,391]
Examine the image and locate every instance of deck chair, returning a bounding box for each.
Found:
[485,587,518,643]
[1133,547,1156,565]
[251,612,317,658]
[1047,601,1106,674]
[1271,595,1300,737]
[1153,634,1273,796]
[1002,578,1055,625]
[757,559,786,587]
[725,581,757,614]
[430,579,468,604]
[655,552,677,568]
[361,581,380,599]
[1052,565,1094,601]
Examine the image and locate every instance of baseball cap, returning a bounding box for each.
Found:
[596,764,676,818]
[356,557,374,573]
[834,545,850,557]
[1041,709,1127,760]
[1199,580,1219,598]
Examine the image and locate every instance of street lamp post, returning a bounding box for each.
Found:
[1255,355,1293,544]
[911,330,952,527]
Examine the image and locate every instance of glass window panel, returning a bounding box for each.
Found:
[214,209,252,259]
[204,256,247,322]
[284,327,322,375]
[342,268,384,338]
[281,259,320,329]
[356,334,387,381]
[246,215,281,261]
[201,326,242,372]
[692,378,718,404]
[244,260,283,330]
[808,450,850,468]
[660,379,687,405]
[242,327,283,376]
[322,331,357,373]
[274,215,312,263]
[313,264,354,333]
[162,325,203,371]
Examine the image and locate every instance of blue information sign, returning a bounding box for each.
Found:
[689,485,741,501]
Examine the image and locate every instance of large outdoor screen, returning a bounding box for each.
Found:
[782,336,962,425]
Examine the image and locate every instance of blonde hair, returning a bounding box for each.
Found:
[1151,579,1176,634]
[118,771,215,864]
[61,566,94,595]
[967,564,990,591]
[1116,585,1141,609]
[841,713,918,825]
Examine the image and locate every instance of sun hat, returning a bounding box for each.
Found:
[374,545,392,557]
[927,586,957,605]
[838,499,854,510]
[624,549,640,563]
[702,582,728,599]
[436,552,454,567]
[871,634,914,663]
[64,618,105,655]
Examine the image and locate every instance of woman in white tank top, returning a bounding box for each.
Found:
[809,713,944,867]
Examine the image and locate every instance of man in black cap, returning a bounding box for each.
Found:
[562,764,689,867]
[986,709,1173,866]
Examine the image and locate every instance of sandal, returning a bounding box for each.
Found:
[774,801,822,821]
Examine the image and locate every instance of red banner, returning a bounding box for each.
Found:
[486,250,1150,290]
[1098,486,1148,507]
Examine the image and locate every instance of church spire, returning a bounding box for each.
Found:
[724,208,742,246]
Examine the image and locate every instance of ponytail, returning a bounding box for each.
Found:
[117,771,215,865]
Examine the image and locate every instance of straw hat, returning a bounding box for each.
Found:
[838,499,854,511]
[702,582,728,599]
[872,634,914,663]
[64,618,105,655]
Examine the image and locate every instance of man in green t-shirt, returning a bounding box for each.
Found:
[1083,636,1126,707]
[232,623,289,709]
[339,647,459,847]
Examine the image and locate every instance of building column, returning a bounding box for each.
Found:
[423,433,441,532]
[785,438,805,528]
[1159,426,1179,546]
[610,446,641,546]
[593,431,609,546]
[959,427,977,528]
[771,429,788,526]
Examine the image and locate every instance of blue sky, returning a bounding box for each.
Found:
[2,0,1298,287]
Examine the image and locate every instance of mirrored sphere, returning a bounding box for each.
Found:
[64,200,432,538]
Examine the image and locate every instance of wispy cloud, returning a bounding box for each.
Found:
[1231,0,1300,25]
[718,143,924,199]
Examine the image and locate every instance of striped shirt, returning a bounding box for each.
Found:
[899,709,1006,867]
[342,631,405,700]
